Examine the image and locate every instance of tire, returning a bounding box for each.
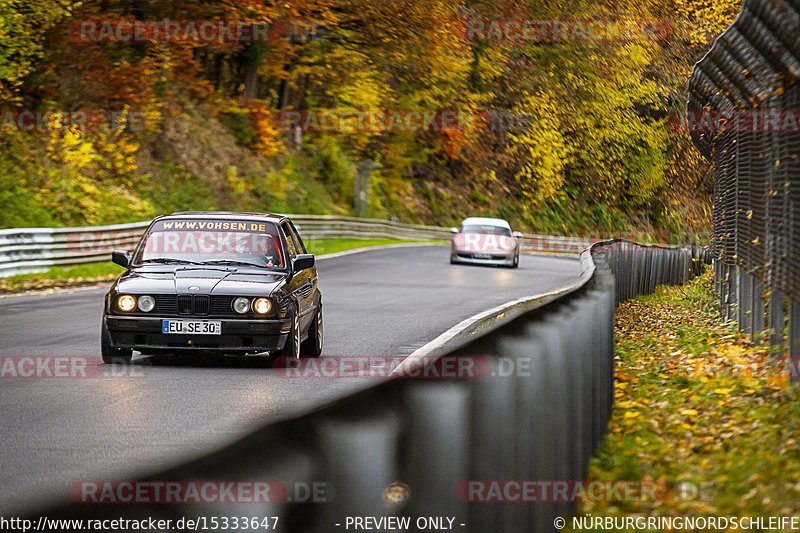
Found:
[101,323,132,364]
[301,301,323,357]
[513,253,519,269]
[275,303,301,360]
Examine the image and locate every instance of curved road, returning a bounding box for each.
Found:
[0,245,581,514]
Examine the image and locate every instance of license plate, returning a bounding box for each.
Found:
[473,253,493,259]
[162,320,221,335]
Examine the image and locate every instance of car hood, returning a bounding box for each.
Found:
[114,267,287,296]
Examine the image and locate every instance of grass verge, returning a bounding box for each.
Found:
[0,238,432,294]
[574,269,800,522]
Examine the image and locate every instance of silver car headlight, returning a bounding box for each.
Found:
[233,297,250,314]
[137,295,155,313]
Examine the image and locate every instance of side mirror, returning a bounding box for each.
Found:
[112,250,132,268]
[512,231,523,238]
[450,227,459,234]
[293,254,315,272]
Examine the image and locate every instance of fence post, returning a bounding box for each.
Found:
[790,301,800,383]
[769,289,785,357]
[738,273,752,334]
[719,262,727,318]
[727,265,738,324]
[751,278,765,343]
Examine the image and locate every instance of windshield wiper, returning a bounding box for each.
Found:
[139,258,195,264]
[200,259,265,268]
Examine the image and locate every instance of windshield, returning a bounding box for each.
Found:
[461,224,512,236]
[133,219,285,269]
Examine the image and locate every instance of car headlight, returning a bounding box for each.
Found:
[233,297,250,314]
[253,298,273,315]
[117,294,136,312]
[138,295,155,313]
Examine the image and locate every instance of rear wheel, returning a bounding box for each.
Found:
[301,301,323,357]
[275,303,301,360]
[101,323,132,364]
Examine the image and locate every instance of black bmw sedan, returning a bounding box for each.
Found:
[101,212,322,363]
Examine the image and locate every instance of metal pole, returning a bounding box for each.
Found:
[719,262,728,319]
[790,300,800,383]
[769,289,785,357]
[727,265,738,324]
[739,273,752,334]
[751,278,765,343]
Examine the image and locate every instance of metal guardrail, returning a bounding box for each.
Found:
[31,240,709,532]
[0,216,591,278]
[687,0,800,371]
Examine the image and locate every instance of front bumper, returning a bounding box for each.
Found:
[450,248,516,267]
[105,315,291,353]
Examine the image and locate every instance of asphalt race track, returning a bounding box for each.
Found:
[0,245,581,514]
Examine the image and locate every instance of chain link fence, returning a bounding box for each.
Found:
[687,0,800,373]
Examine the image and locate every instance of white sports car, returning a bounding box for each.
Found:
[449,217,521,268]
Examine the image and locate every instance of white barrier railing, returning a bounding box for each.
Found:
[0,215,590,277]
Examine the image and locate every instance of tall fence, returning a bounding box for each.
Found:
[686,0,800,371]
[0,215,595,278]
[29,241,707,532]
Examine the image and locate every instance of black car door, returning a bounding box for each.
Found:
[280,222,314,330]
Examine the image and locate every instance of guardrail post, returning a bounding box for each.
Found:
[751,278,765,343]
[649,249,658,294]
[637,248,647,294]
[652,250,662,289]
[683,249,691,282]
[318,405,401,528]
[564,299,593,480]
[467,355,518,532]
[524,318,572,531]
[405,382,469,528]
[769,289,785,357]
[667,250,677,285]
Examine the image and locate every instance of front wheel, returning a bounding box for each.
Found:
[301,302,323,357]
[101,324,132,364]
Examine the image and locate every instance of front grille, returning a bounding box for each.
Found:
[177,295,193,314]
[140,295,275,317]
[154,295,177,314]
[194,295,210,315]
[210,296,235,314]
